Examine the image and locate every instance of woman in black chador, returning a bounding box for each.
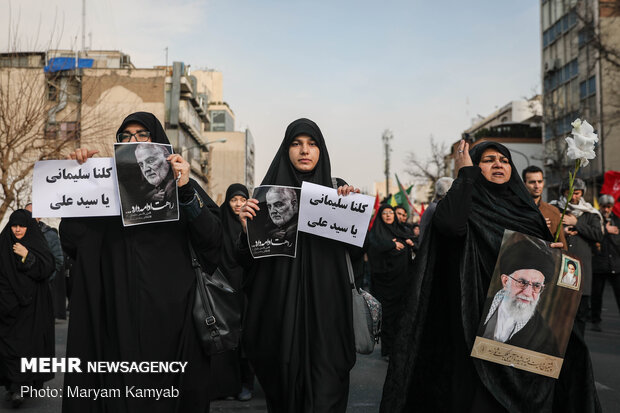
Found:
[237,118,359,412]
[60,112,222,413]
[367,204,413,358]
[380,140,601,413]
[208,183,253,401]
[0,209,55,408]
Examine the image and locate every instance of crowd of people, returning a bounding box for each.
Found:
[0,111,618,412]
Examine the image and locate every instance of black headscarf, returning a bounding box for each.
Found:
[0,209,54,306]
[60,112,222,413]
[261,118,332,187]
[381,141,600,413]
[242,118,355,411]
[116,112,170,144]
[0,209,55,388]
[370,205,412,243]
[219,183,249,290]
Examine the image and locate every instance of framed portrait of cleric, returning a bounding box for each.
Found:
[556,255,581,291]
[471,230,583,379]
[246,185,301,258]
[114,142,179,226]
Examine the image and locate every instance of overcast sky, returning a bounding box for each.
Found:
[2,0,541,192]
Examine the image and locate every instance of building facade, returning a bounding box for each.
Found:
[447,97,545,189]
[193,69,255,204]
[0,50,243,223]
[540,0,620,197]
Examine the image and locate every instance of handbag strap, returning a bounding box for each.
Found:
[345,251,358,292]
[188,241,218,329]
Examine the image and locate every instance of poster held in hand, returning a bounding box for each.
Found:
[471,230,582,378]
[246,185,301,258]
[298,181,374,247]
[32,158,120,218]
[114,142,179,226]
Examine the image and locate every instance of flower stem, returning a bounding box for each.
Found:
[554,159,581,242]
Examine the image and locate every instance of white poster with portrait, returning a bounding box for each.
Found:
[297,181,373,247]
[114,142,179,226]
[32,159,120,218]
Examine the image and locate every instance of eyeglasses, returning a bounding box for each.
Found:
[117,130,151,143]
[382,210,394,215]
[506,274,545,293]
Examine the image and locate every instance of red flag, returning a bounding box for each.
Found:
[368,192,381,230]
[600,170,620,218]
[419,202,426,217]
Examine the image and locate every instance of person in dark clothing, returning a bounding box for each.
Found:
[381,140,601,413]
[521,165,567,248]
[60,112,222,413]
[0,209,55,408]
[208,183,253,402]
[25,203,66,320]
[368,204,414,358]
[551,178,604,337]
[591,194,620,331]
[237,118,359,413]
[418,176,453,243]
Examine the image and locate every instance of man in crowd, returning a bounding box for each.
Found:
[522,166,566,247]
[394,206,410,227]
[551,178,603,337]
[25,203,66,320]
[418,177,453,243]
[591,194,620,332]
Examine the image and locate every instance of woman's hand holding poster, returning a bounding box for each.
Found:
[246,182,373,258]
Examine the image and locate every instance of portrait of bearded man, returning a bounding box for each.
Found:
[265,186,299,246]
[478,239,561,357]
[134,143,176,208]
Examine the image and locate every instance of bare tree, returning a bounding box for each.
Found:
[0,14,125,222]
[404,135,450,198]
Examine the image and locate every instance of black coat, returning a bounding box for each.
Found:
[59,112,222,413]
[0,210,55,390]
[592,213,620,274]
[236,118,355,413]
[381,142,601,413]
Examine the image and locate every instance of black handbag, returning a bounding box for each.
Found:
[189,242,241,355]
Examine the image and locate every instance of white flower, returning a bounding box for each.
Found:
[565,118,598,167]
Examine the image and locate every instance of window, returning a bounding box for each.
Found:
[580,76,596,99]
[48,84,58,101]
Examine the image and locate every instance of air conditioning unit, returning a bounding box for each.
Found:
[553,58,562,70]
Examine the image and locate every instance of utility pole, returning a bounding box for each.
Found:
[382,129,393,198]
[81,0,86,52]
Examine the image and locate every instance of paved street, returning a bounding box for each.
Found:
[2,287,619,412]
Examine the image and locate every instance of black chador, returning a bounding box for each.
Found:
[380,141,601,413]
[367,204,411,357]
[60,112,222,413]
[0,210,55,395]
[237,118,355,412]
[207,183,250,400]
